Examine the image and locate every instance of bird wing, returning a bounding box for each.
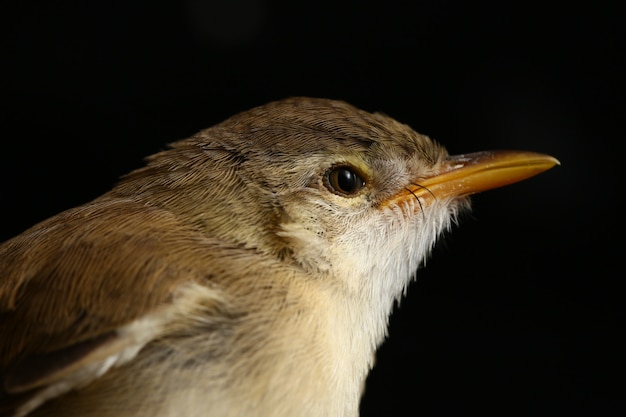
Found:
[0,198,228,416]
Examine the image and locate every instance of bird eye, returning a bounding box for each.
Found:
[326,166,365,196]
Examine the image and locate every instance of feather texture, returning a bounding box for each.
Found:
[0,97,556,416]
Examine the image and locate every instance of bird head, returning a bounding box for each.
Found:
[111,97,558,315]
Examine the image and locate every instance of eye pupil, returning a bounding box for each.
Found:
[327,166,365,195]
[337,169,357,192]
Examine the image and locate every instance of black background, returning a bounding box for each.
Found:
[1,2,624,416]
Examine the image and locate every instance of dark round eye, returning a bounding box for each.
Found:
[326,166,365,196]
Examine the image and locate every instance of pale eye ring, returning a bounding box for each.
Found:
[325,166,365,196]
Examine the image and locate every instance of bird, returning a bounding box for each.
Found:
[0,97,558,417]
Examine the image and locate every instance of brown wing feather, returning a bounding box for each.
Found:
[0,197,223,415]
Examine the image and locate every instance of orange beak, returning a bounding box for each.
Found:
[401,150,559,203]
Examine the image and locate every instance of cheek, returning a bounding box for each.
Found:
[277,220,333,273]
[328,212,422,290]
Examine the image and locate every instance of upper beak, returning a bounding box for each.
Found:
[406,150,560,202]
